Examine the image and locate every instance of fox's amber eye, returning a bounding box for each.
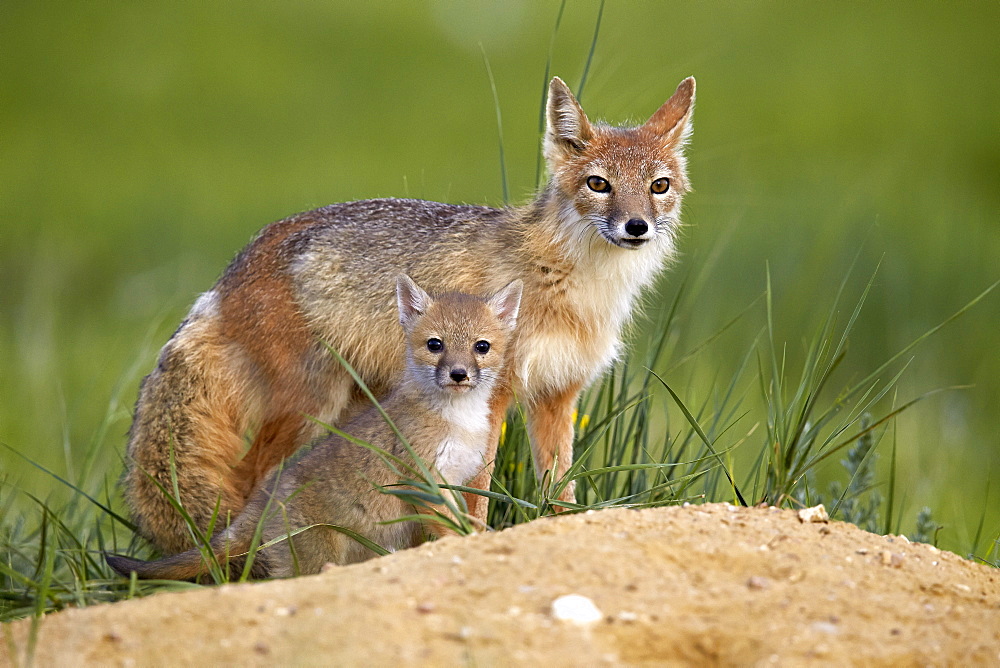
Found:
[586,175,610,193]
[650,178,670,194]
[426,338,443,353]
[474,340,491,354]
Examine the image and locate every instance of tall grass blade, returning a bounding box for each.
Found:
[576,0,605,102]
[971,477,991,559]
[649,370,747,506]
[883,403,898,536]
[480,45,508,204]
[846,279,999,404]
[536,0,567,186]
[0,441,136,531]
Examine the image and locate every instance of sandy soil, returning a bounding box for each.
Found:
[3,503,999,666]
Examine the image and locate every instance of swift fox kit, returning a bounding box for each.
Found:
[125,75,696,554]
[108,276,522,579]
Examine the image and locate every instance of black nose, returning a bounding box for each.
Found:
[449,368,468,382]
[624,218,648,237]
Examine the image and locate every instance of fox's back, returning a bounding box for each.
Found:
[208,198,510,394]
[289,198,512,339]
[221,197,505,298]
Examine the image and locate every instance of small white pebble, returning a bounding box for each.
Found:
[617,611,638,623]
[451,555,463,565]
[551,594,603,625]
[797,505,829,523]
[811,622,840,635]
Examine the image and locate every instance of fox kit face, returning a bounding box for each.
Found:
[396,275,522,397]
[544,77,695,253]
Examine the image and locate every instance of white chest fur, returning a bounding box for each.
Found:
[433,393,491,486]
[517,330,621,401]
[517,244,665,400]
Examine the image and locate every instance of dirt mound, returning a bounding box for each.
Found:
[3,504,999,665]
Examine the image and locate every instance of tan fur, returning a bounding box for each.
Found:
[124,76,696,553]
[108,278,522,579]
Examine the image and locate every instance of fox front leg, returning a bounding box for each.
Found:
[526,382,583,508]
[463,379,582,520]
[461,376,514,523]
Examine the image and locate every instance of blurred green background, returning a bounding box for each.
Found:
[2,2,997,552]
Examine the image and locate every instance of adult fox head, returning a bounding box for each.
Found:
[396,275,522,397]
[544,76,695,255]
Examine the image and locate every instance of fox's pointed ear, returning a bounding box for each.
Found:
[487,280,523,331]
[645,76,695,147]
[396,275,432,329]
[544,77,594,164]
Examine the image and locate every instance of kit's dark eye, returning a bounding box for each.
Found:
[426,338,443,353]
[474,340,491,354]
[650,177,670,194]
[586,175,610,193]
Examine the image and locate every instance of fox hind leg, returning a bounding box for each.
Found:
[124,338,260,554]
[233,366,361,500]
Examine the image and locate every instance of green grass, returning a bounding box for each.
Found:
[2,0,999,635]
[2,254,995,626]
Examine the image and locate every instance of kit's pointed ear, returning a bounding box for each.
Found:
[645,76,695,147]
[396,274,432,329]
[486,280,523,331]
[544,77,595,164]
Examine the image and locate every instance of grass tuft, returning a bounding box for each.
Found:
[2,259,995,624]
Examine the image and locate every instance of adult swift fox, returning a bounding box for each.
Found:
[107,276,522,579]
[125,75,696,554]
